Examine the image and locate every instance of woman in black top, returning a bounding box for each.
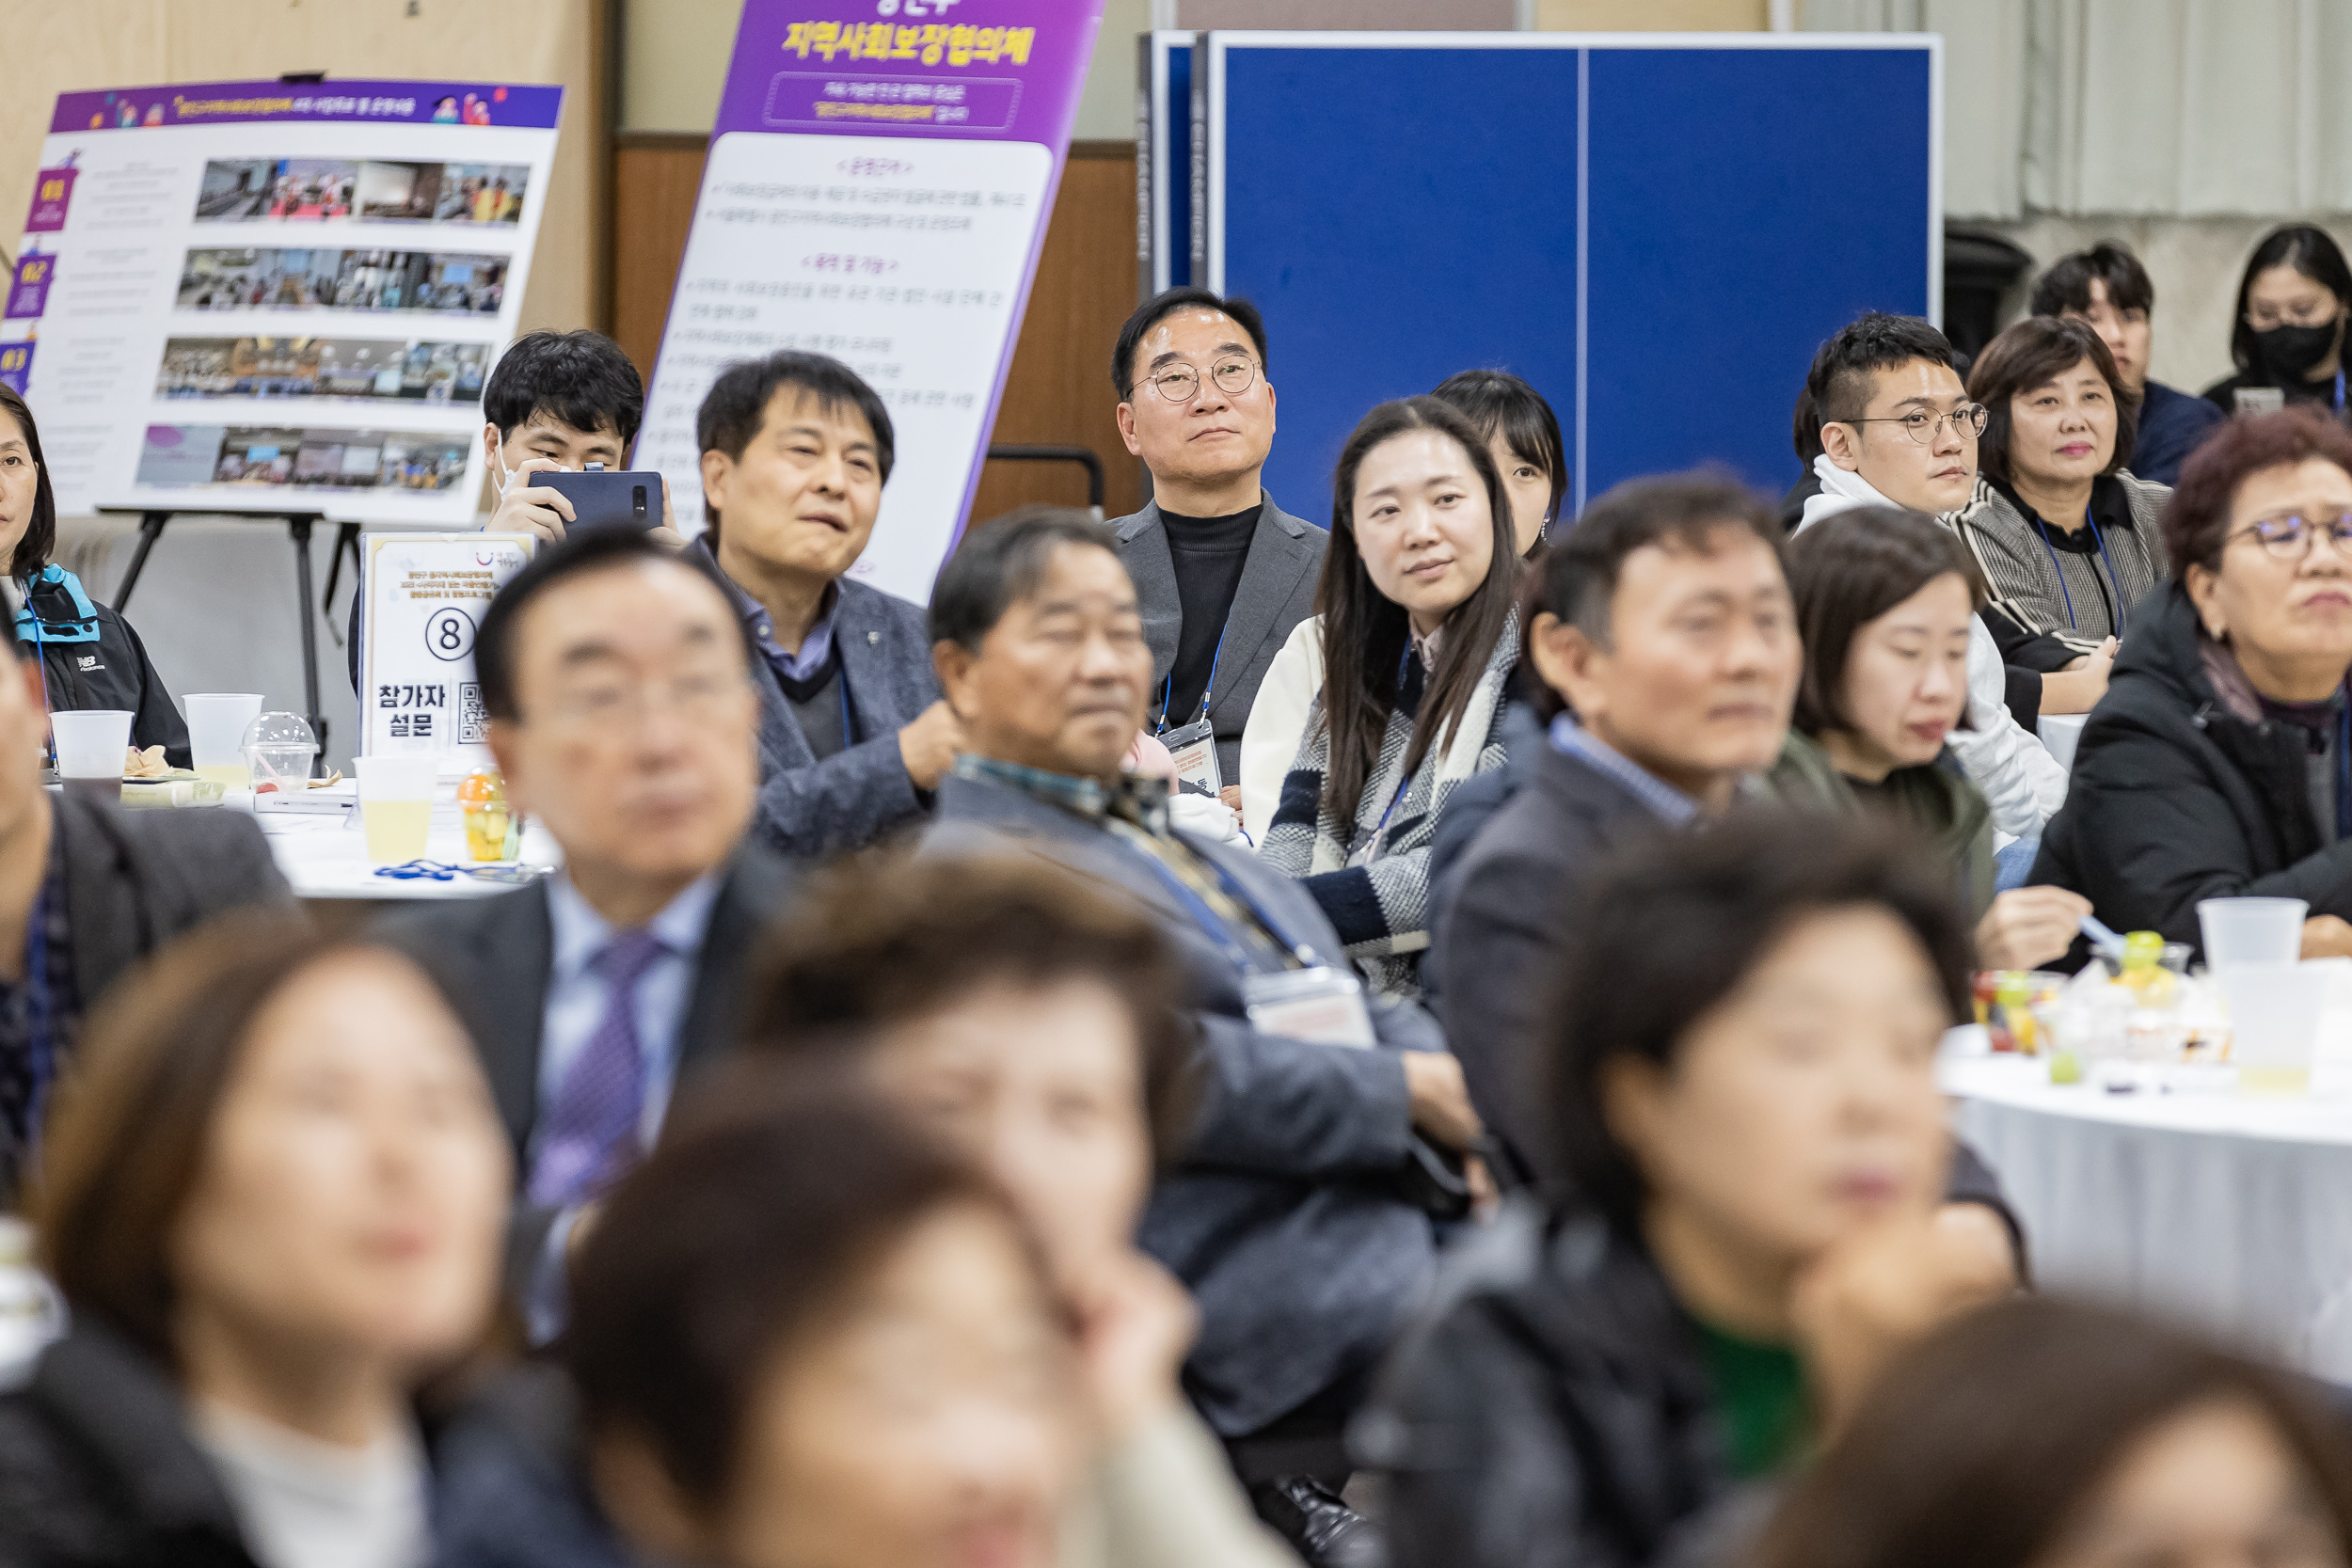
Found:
[2203,226,2352,421]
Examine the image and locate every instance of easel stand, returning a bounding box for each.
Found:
[102,508,362,751]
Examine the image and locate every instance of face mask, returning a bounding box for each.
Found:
[2253,320,2342,385]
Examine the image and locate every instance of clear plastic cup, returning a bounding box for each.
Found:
[2217,960,2327,1095]
[183,693,262,786]
[241,711,318,793]
[2199,897,2308,967]
[356,752,438,863]
[50,709,133,805]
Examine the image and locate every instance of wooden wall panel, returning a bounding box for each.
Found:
[609,139,1144,528]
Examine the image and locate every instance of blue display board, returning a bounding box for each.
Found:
[1200,33,1939,518]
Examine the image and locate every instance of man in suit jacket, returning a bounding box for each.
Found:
[919,506,1480,1560]
[1109,288,1325,793]
[695,350,959,858]
[0,583,293,1195]
[377,530,792,1336]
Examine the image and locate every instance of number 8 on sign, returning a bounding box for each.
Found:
[426,607,476,661]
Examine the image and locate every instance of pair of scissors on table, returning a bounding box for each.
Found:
[373,859,549,886]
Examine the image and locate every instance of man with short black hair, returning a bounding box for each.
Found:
[923,506,1474,1564]
[0,579,291,1196]
[1109,288,1323,796]
[2031,242,2224,485]
[379,529,792,1337]
[346,328,680,689]
[1795,312,2072,834]
[694,350,955,858]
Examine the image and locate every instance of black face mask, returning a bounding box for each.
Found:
[2253,320,2344,385]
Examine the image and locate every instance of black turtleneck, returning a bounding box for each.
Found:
[1158,502,1259,726]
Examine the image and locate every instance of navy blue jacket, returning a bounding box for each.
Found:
[2132,379,2226,487]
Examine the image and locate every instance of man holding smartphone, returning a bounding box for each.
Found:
[346,329,681,689]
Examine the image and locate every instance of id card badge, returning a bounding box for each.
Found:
[1162,717,1223,796]
[1244,966,1377,1048]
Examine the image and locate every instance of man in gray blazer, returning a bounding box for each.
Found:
[920,508,1478,1562]
[1110,288,1325,794]
[376,531,793,1338]
[0,583,293,1196]
[695,350,960,858]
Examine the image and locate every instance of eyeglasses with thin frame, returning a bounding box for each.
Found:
[2245,299,2342,332]
[1141,356,1259,404]
[2227,512,2352,561]
[529,667,752,732]
[1841,404,1989,446]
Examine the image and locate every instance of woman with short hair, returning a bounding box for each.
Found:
[2032,405,2352,961]
[0,913,512,1568]
[1751,1297,2352,1568]
[1959,314,2169,666]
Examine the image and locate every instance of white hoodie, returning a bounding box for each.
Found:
[1797,454,2069,838]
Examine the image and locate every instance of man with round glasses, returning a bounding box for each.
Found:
[1793,312,2073,846]
[1107,287,1325,801]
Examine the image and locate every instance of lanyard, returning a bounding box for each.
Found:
[1105,818,1318,975]
[1154,623,1228,735]
[2030,504,2128,637]
[839,668,855,748]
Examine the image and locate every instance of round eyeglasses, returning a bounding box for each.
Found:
[1143,356,1259,404]
[1843,403,1989,445]
[2229,512,2352,560]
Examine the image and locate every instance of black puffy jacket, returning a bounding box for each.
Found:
[2028,579,2352,957]
[1355,1203,1764,1568]
[18,565,191,768]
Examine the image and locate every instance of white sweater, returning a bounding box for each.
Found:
[1237,615,1325,845]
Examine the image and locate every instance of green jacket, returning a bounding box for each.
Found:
[1759,733,1997,917]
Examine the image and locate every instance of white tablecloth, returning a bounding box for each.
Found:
[1945,1051,2352,1375]
[239,784,562,901]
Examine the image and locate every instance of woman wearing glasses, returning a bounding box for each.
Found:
[2204,226,2352,420]
[2031,407,2352,961]
[1955,316,2169,692]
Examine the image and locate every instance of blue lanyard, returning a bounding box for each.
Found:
[2337,369,2345,413]
[1108,820,1319,974]
[2030,504,2129,637]
[1154,623,1227,735]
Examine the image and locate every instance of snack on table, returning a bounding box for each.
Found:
[123,744,171,779]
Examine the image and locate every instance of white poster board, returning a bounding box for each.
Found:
[361,531,534,769]
[5,79,563,525]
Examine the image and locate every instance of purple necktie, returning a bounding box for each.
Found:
[528,927,670,1210]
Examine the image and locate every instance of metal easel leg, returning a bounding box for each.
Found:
[288,515,325,756]
[110,512,171,611]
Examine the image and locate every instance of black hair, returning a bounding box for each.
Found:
[1111,286,1270,401]
[1317,397,1521,825]
[481,330,645,449]
[1430,369,1568,542]
[1968,315,2140,483]
[2229,225,2352,375]
[695,351,895,538]
[1,577,24,658]
[1786,506,1986,738]
[1546,812,1973,1238]
[472,527,749,723]
[0,384,58,579]
[2029,241,2155,319]
[929,504,1120,652]
[1522,472,1786,721]
[565,1085,1033,1509]
[1804,312,1961,433]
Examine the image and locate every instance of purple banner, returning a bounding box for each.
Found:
[716,6,1094,144]
[24,168,75,232]
[49,80,564,134]
[6,255,55,321]
[0,343,34,395]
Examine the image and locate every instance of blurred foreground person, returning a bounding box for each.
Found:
[748,850,1300,1568]
[566,1090,1084,1568]
[0,915,512,1568]
[1750,1297,2352,1568]
[1364,818,2015,1568]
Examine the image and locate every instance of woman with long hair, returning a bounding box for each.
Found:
[1259,395,1523,998]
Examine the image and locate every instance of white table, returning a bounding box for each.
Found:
[1944,1049,2352,1375]
[236,784,563,901]
[2039,711,2089,772]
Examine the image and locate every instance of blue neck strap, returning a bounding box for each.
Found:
[2029,502,2129,637]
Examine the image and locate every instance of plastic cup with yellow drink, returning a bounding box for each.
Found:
[459,768,515,862]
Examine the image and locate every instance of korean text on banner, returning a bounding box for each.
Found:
[361,532,536,771]
[638,2,1106,606]
[8,81,563,525]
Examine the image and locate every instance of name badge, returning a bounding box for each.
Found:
[1161,717,1223,795]
[2235,387,2286,417]
[1244,966,1376,1048]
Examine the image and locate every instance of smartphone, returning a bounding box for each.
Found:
[539,468,662,532]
